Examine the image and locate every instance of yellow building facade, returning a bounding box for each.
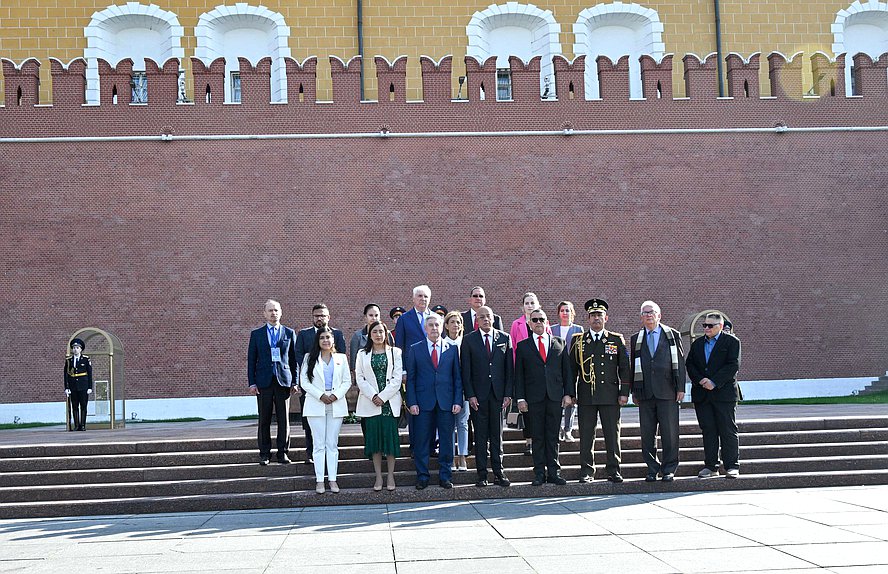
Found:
[0,1,881,103]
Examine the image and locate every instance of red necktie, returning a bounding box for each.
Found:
[474,315,479,330]
[485,334,491,356]
[538,336,547,362]
[431,344,438,369]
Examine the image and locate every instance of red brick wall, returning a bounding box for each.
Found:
[1,54,887,403]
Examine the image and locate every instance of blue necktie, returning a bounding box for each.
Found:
[648,331,658,355]
[705,338,714,362]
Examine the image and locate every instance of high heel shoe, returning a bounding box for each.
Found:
[329,481,340,493]
[373,478,383,492]
[386,476,396,491]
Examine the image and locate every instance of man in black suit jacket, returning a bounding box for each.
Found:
[294,303,348,461]
[461,286,504,332]
[515,308,573,486]
[461,306,513,487]
[64,338,93,431]
[247,299,300,465]
[686,312,742,479]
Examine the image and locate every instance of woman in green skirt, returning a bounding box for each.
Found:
[355,320,403,491]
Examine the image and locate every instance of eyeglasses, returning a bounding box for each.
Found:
[641,310,656,316]
[530,317,546,323]
[702,323,716,329]
[471,294,484,298]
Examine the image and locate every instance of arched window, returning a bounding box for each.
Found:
[573,2,664,99]
[83,3,184,104]
[195,5,291,103]
[466,3,562,99]
[832,2,888,95]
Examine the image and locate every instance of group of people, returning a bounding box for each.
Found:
[245,285,742,493]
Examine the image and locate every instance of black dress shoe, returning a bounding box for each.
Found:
[607,473,624,483]
[523,446,533,456]
[547,475,567,486]
[645,472,657,482]
[259,458,270,466]
[578,475,593,484]
[439,480,453,489]
[661,473,675,482]
[277,455,292,464]
[475,478,489,487]
[493,475,511,487]
[415,480,428,490]
[531,475,545,486]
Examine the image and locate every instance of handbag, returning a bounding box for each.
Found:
[398,406,409,429]
[506,411,525,430]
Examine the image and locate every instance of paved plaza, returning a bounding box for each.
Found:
[1,485,886,573]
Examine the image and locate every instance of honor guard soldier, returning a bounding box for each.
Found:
[569,299,631,483]
[64,338,93,431]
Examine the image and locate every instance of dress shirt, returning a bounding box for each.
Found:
[589,329,604,342]
[535,333,550,353]
[426,337,441,357]
[704,332,721,363]
[266,323,281,346]
[322,356,334,391]
[646,326,661,354]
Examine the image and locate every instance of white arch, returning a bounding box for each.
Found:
[832,1,888,95]
[466,3,562,97]
[195,4,291,103]
[573,2,664,99]
[83,3,184,104]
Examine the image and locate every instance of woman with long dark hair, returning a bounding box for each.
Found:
[300,326,351,494]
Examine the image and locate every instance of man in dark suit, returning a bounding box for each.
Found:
[247,299,300,466]
[406,313,463,489]
[461,305,512,487]
[64,338,92,431]
[294,303,348,462]
[686,312,742,479]
[515,308,573,486]
[461,286,503,332]
[395,284,433,351]
[569,299,631,483]
[629,300,685,482]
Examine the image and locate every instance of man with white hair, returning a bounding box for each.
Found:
[629,300,685,482]
[395,284,433,352]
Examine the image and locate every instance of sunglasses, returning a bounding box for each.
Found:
[471,294,484,298]
[530,317,547,323]
[702,323,717,328]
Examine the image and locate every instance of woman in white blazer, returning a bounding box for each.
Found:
[355,321,403,491]
[299,326,351,494]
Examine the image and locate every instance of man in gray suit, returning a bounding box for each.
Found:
[629,300,685,482]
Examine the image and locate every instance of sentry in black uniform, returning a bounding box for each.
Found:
[64,338,93,431]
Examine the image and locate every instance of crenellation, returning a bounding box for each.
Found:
[329,55,363,102]
[852,52,888,98]
[144,58,181,106]
[682,52,719,99]
[284,57,318,104]
[49,57,86,108]
[96,58,133,106]
[725,53,761,99]
[640,54,673,101]
[810,52,844,97]
[237,57,272,106]
[2,57,40,107]
[597,55,631,101]
[464,55,498,103]
[552,55,584,102]
[375,55,408,104]
[768,51,803,99]
[419,55,452,103]
[508,55,541,102]
[191,57,225,106]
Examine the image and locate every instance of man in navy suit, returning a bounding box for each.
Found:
[461,286,504,332]
[294,303,348,462]
[247,299,300,466]
[515,308,573,486]
[395,284,433,351]
[687,312,742,479]
[461,306,512,487]
[406,313,463,490]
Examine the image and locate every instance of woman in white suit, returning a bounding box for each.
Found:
[355,321,403,491]
[300,326,351,494]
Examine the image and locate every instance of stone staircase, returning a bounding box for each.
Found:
[1,415,887,518]
[859,373,888,395]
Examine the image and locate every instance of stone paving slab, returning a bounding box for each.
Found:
[1,485,887,573]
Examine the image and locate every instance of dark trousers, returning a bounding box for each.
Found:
[299,393,313,454]
[413,407,455,482]
[577,403,622,476]
[638,398,680,474]
[471,395,505,479]
[528,399,562,478]
[257,383,291,458]
[694,400,739,470]
[70,390,89,429]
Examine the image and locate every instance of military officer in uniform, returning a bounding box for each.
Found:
[569,299,631,483]
[64,338,93,431]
